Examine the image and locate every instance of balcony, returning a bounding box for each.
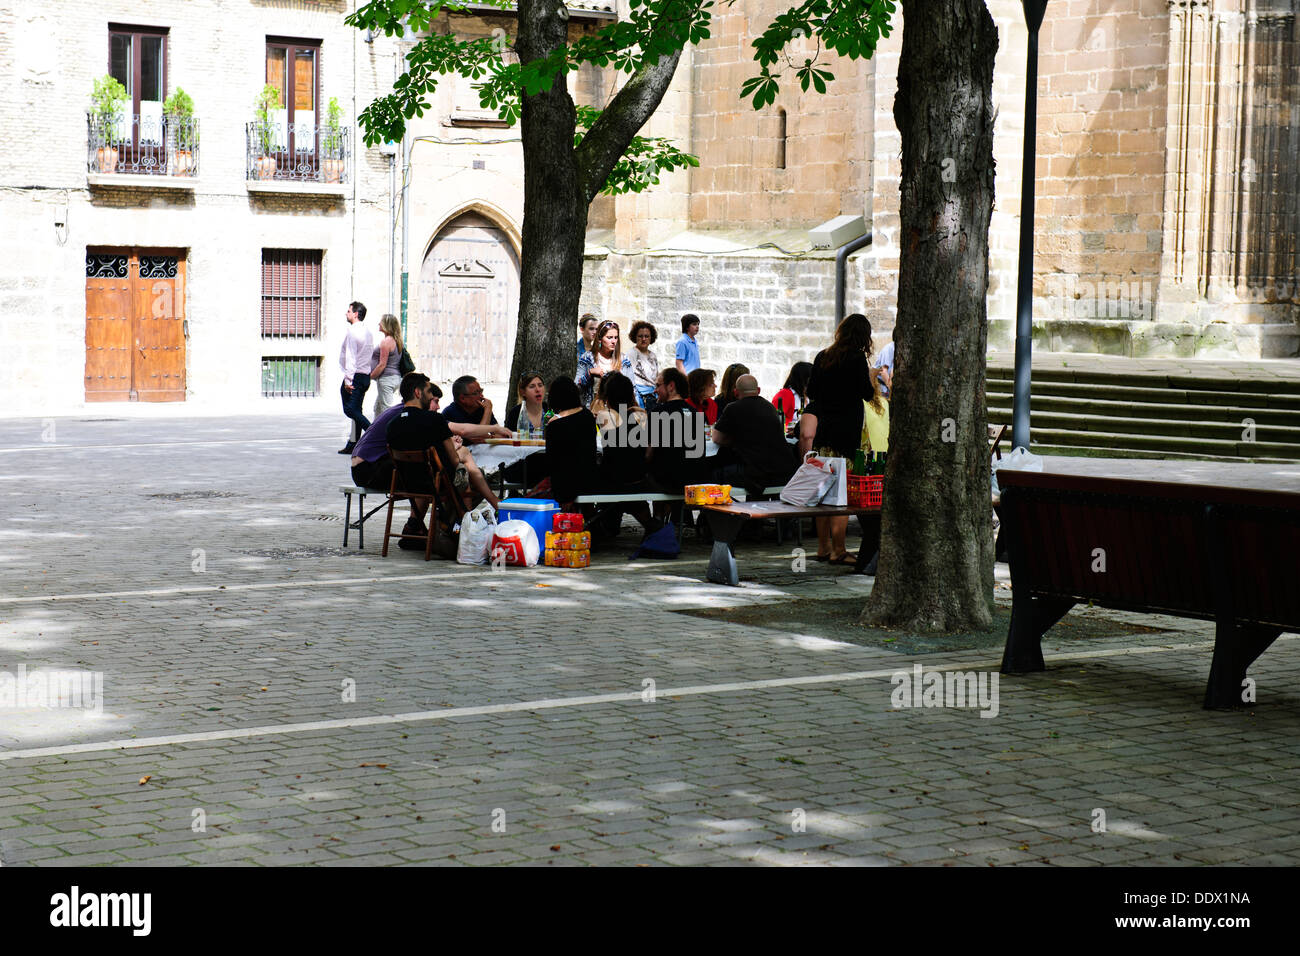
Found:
[245,122,350,197]
[86,113,200,189]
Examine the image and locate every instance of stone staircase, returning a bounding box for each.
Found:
[985,360,1300,462]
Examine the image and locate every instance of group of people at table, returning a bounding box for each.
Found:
[348,311,894,563]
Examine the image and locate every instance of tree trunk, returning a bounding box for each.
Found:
[862,0,999,632]
[509,1,589,394]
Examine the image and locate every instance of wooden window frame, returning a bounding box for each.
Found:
[266,37,322,155]
[108,24,169,151]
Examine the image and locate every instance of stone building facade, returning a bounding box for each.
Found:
[3,1,1296,417]
[0,0,402,417]
[577,0,1300,402]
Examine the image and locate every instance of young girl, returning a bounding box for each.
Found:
[505,372,548,439]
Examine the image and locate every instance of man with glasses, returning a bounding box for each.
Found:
[442,375,498,444]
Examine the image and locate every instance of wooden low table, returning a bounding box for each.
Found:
[699,500,882,586]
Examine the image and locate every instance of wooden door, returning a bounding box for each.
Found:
[416,213,520,386]
[85,249,186,402]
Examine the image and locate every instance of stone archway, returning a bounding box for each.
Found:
[415,211,520,387]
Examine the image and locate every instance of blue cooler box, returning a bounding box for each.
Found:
[498,498,560,547]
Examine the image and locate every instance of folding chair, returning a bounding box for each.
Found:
[381,446,465,560]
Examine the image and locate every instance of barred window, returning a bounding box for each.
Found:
[261,249,322,337]
[261,356,321,398]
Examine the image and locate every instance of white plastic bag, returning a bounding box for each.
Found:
[819,457,848,506]
[996,446,1044,474]
[780,453,837,507]
[491,519,541,567]
[456,501,496,565]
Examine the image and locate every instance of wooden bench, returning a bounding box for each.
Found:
[997,470,1300,708]
[699,500,882,586]
[572,486,793,547]
[339,485,391,549]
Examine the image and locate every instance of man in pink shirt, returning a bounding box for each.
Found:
[338,301,374,454]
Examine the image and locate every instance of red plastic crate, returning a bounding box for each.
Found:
[848,475,883,508]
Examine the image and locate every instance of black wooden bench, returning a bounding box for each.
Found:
[997,470,1300,708]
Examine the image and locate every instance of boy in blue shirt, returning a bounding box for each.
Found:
[674,313,701,375]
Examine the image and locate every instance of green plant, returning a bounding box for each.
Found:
[323,97,345,157]
[254,84,283,155]
[164,87,197,151]
[90,75,127,131]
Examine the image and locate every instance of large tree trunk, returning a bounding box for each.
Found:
[509,1,589,393]
[509,2,685,392]
[862,0,998,632]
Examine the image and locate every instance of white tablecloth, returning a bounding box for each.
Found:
[469,443,545,472]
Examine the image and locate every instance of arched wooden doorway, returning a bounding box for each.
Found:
[415,212,520,386]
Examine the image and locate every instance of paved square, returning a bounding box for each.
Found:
[1,412,1297,866]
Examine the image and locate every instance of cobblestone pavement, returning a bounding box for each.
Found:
[1,413,1298,866]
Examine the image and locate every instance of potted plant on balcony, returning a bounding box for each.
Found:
[90,75,127,173]
[253,84,282,180]
[164,88,196,176]
[321,97,345,184]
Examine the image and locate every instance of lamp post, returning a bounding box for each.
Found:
[1012,0,1049,452]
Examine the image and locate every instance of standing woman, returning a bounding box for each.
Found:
[806,313,878,564]
[576,319,632,409]
[369,314,404,417]
[628,321,660,411]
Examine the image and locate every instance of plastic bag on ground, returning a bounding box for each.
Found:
[456,501,496,565]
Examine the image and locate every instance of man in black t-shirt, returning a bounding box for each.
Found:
[386,375,503,530]
[711,375,798,492]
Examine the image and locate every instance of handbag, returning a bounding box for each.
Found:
[780,452,837,507]
[398,348,416,376]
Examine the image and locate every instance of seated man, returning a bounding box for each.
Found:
[710,374,798,494]
[646,366,703,493]
[385,374,506,543]
[441,375,498,442]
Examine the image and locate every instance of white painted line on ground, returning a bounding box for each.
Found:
[0,436,332,454]
[0,639,1252,763]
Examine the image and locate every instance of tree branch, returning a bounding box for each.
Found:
[573,47,684,205]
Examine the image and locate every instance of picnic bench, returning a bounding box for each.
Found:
[997,469,1300,708]
[699,500,882,586]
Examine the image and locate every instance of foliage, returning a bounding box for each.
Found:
[90,75,127,130]
[349,1,894,193]
[740,0,896,108]
[324,97,345,156]
[164,88,197,151]
[254,84,283,156]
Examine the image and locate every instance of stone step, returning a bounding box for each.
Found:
[985,391,1300,426]
[1009,444,1300,464]
[984,379,1300,411]
[986,408,1298,446]
[992,425,1300,460]
[985,364,1300,396]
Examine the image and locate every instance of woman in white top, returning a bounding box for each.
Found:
[628,320,660,411]
[370,314,404,416]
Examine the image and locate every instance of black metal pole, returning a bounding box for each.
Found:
[1013,1,1048,451]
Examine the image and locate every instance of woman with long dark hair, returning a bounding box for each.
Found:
[806,313,880,564]
[773,360,814,427]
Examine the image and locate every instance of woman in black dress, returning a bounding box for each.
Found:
[805,313,879,563]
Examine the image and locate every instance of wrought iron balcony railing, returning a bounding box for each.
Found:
[245,122,350,184]
[87,113,200,177]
